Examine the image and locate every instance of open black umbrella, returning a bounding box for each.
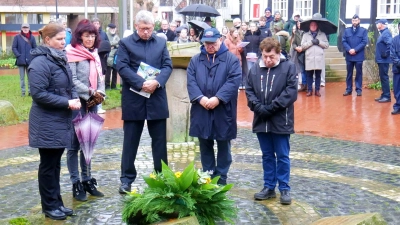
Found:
[188,20,211,32]
[179,4,220,17]
[300,13,338,35]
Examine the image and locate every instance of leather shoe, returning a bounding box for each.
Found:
[357,91,362,96]
[306,91,312,97]
[378,97,391,103]
[343,91,352,96]
[59,206,73,216]
[374,97,382,101]
[280,190,292,205]
[254,187,276,200]
[43,209,66,220]
[119,183,131,194]
[315,90,321,97]
[391,109,400,115]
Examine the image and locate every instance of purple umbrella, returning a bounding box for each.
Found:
[72,112,105,166]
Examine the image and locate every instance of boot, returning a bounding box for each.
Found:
[315,90,321,97]
[298,84,306,92]
[306,91,312,97]
[72,181,87,201]
[83,178,104,197]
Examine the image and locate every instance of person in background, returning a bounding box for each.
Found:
[243,22,262,73]
[233,18,242,30]
[189,27,199,42]
[221,26,229,42]
[106,23,121,90]
[240,22,249,36]
[390,22,400,115]
[116,10,172,194]
[264,7,274,29]
[374,19,393,103]
[176,28,191,44]
[187,27,241,185]
[259,16,272,41]
[28,23,80,220]
[12,23,37,97]
[175,18,181,28]
[246,37,297,205]
[284,12,301,34]
[92,18,109,114]
[342,14,368,97]
[204,16,213,27]
[272,22,290,59]
[224,27,244,65]
[57,18,72,46]
[291,19,306,91]
[157,19,176,41]
[65,19,106,201]
[301,20,329,97]
[270,11,285,35]
[170,22,177,34]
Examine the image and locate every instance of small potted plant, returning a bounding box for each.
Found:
[122,161,237,225]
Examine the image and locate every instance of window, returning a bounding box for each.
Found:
[272,0,288,20]
[5,14,23,24]
[378,0,400,16]
[27,14,43,24]
[294,0,312,19]
[221,0,227,8]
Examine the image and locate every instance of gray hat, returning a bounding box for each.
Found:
[21,23,30,28]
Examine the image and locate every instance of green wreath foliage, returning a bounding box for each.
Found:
[122,161,237,225]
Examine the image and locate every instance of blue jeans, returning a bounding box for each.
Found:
[19,66,29,94]
[198,138,232,182]
[378,63,391,99]
[256,132,290,191]
[393,73,400,110]
[67,98,97,183]
[306,70,321,91]
[346,61,363,92]
[299,63,307,85]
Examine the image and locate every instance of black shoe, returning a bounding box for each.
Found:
[83,178,104,197]
[254,187,276,200]
[375,97,382,101]
[119,183,131,194]
[72,181,87,201]
[378,97,391,103]
[280,190,292,205]
[217,178,227,185]
[357,91,362,96]
[391,109,400,115]
[343,91,352,96]
[43,209,66,220]
[59,206,73,216]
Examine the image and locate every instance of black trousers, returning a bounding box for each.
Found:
[105,66,118,89]
[38,148,65,211]
[120,119,168,184]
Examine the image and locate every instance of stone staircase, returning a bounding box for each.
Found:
[325,46,347,82]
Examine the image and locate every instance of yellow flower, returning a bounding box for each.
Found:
[175,171,182,178]
[205,177,211,184]
[130,189,137,194]
[149,173,157,179]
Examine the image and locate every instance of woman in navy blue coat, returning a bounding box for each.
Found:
[28,23,81,220]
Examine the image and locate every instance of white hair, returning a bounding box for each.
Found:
[233,18,241,24]
[136,10,154,24]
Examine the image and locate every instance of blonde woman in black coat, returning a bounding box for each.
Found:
[28,23,81,220]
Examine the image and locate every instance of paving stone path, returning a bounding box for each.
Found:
[1,127,400,224]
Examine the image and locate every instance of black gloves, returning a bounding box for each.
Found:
[254,103,275,118]
[311,39,319,45]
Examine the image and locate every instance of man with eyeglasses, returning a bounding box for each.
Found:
[187,28,241,185]
[116,10,172,194]
[157,19,176,41]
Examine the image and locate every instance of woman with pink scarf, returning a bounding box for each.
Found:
[65,19,105,201]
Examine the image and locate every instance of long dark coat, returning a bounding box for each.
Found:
[116,32,172,120]
[28,46,78,148]
[187,44,242,140]
[12,31,37,66]
[375,28,392,64]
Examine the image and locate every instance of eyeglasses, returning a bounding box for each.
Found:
[82,35,96,39]
[204,42,219,47]
[137,27,154,32]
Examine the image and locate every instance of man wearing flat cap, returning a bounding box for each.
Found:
[375,18,392,103]
[270,11,285,35]
[342,14,368,97]
[187,28,241,185]
[12,23,37,97]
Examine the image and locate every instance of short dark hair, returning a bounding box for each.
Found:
[71,19,100,49]
[259,37,281,54]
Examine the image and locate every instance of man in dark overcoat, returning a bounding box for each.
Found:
[342,14,368,97]
[187,28,241,185]
[390,22,400,115]
[116,10,172,193]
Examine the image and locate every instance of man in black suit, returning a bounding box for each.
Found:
[116,10,173,193]
[157,19,176,41]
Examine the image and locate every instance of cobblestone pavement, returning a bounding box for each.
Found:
[1,127,400,225]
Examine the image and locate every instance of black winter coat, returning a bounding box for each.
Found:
[28,46,78,148]
[246,58,297,134]
[243,30,262,56]
[12,32,37,66]
[116,32,172,120]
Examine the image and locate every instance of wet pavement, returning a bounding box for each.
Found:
[0,82,400,224]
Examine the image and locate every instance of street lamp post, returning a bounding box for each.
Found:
[56,0,59,19]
